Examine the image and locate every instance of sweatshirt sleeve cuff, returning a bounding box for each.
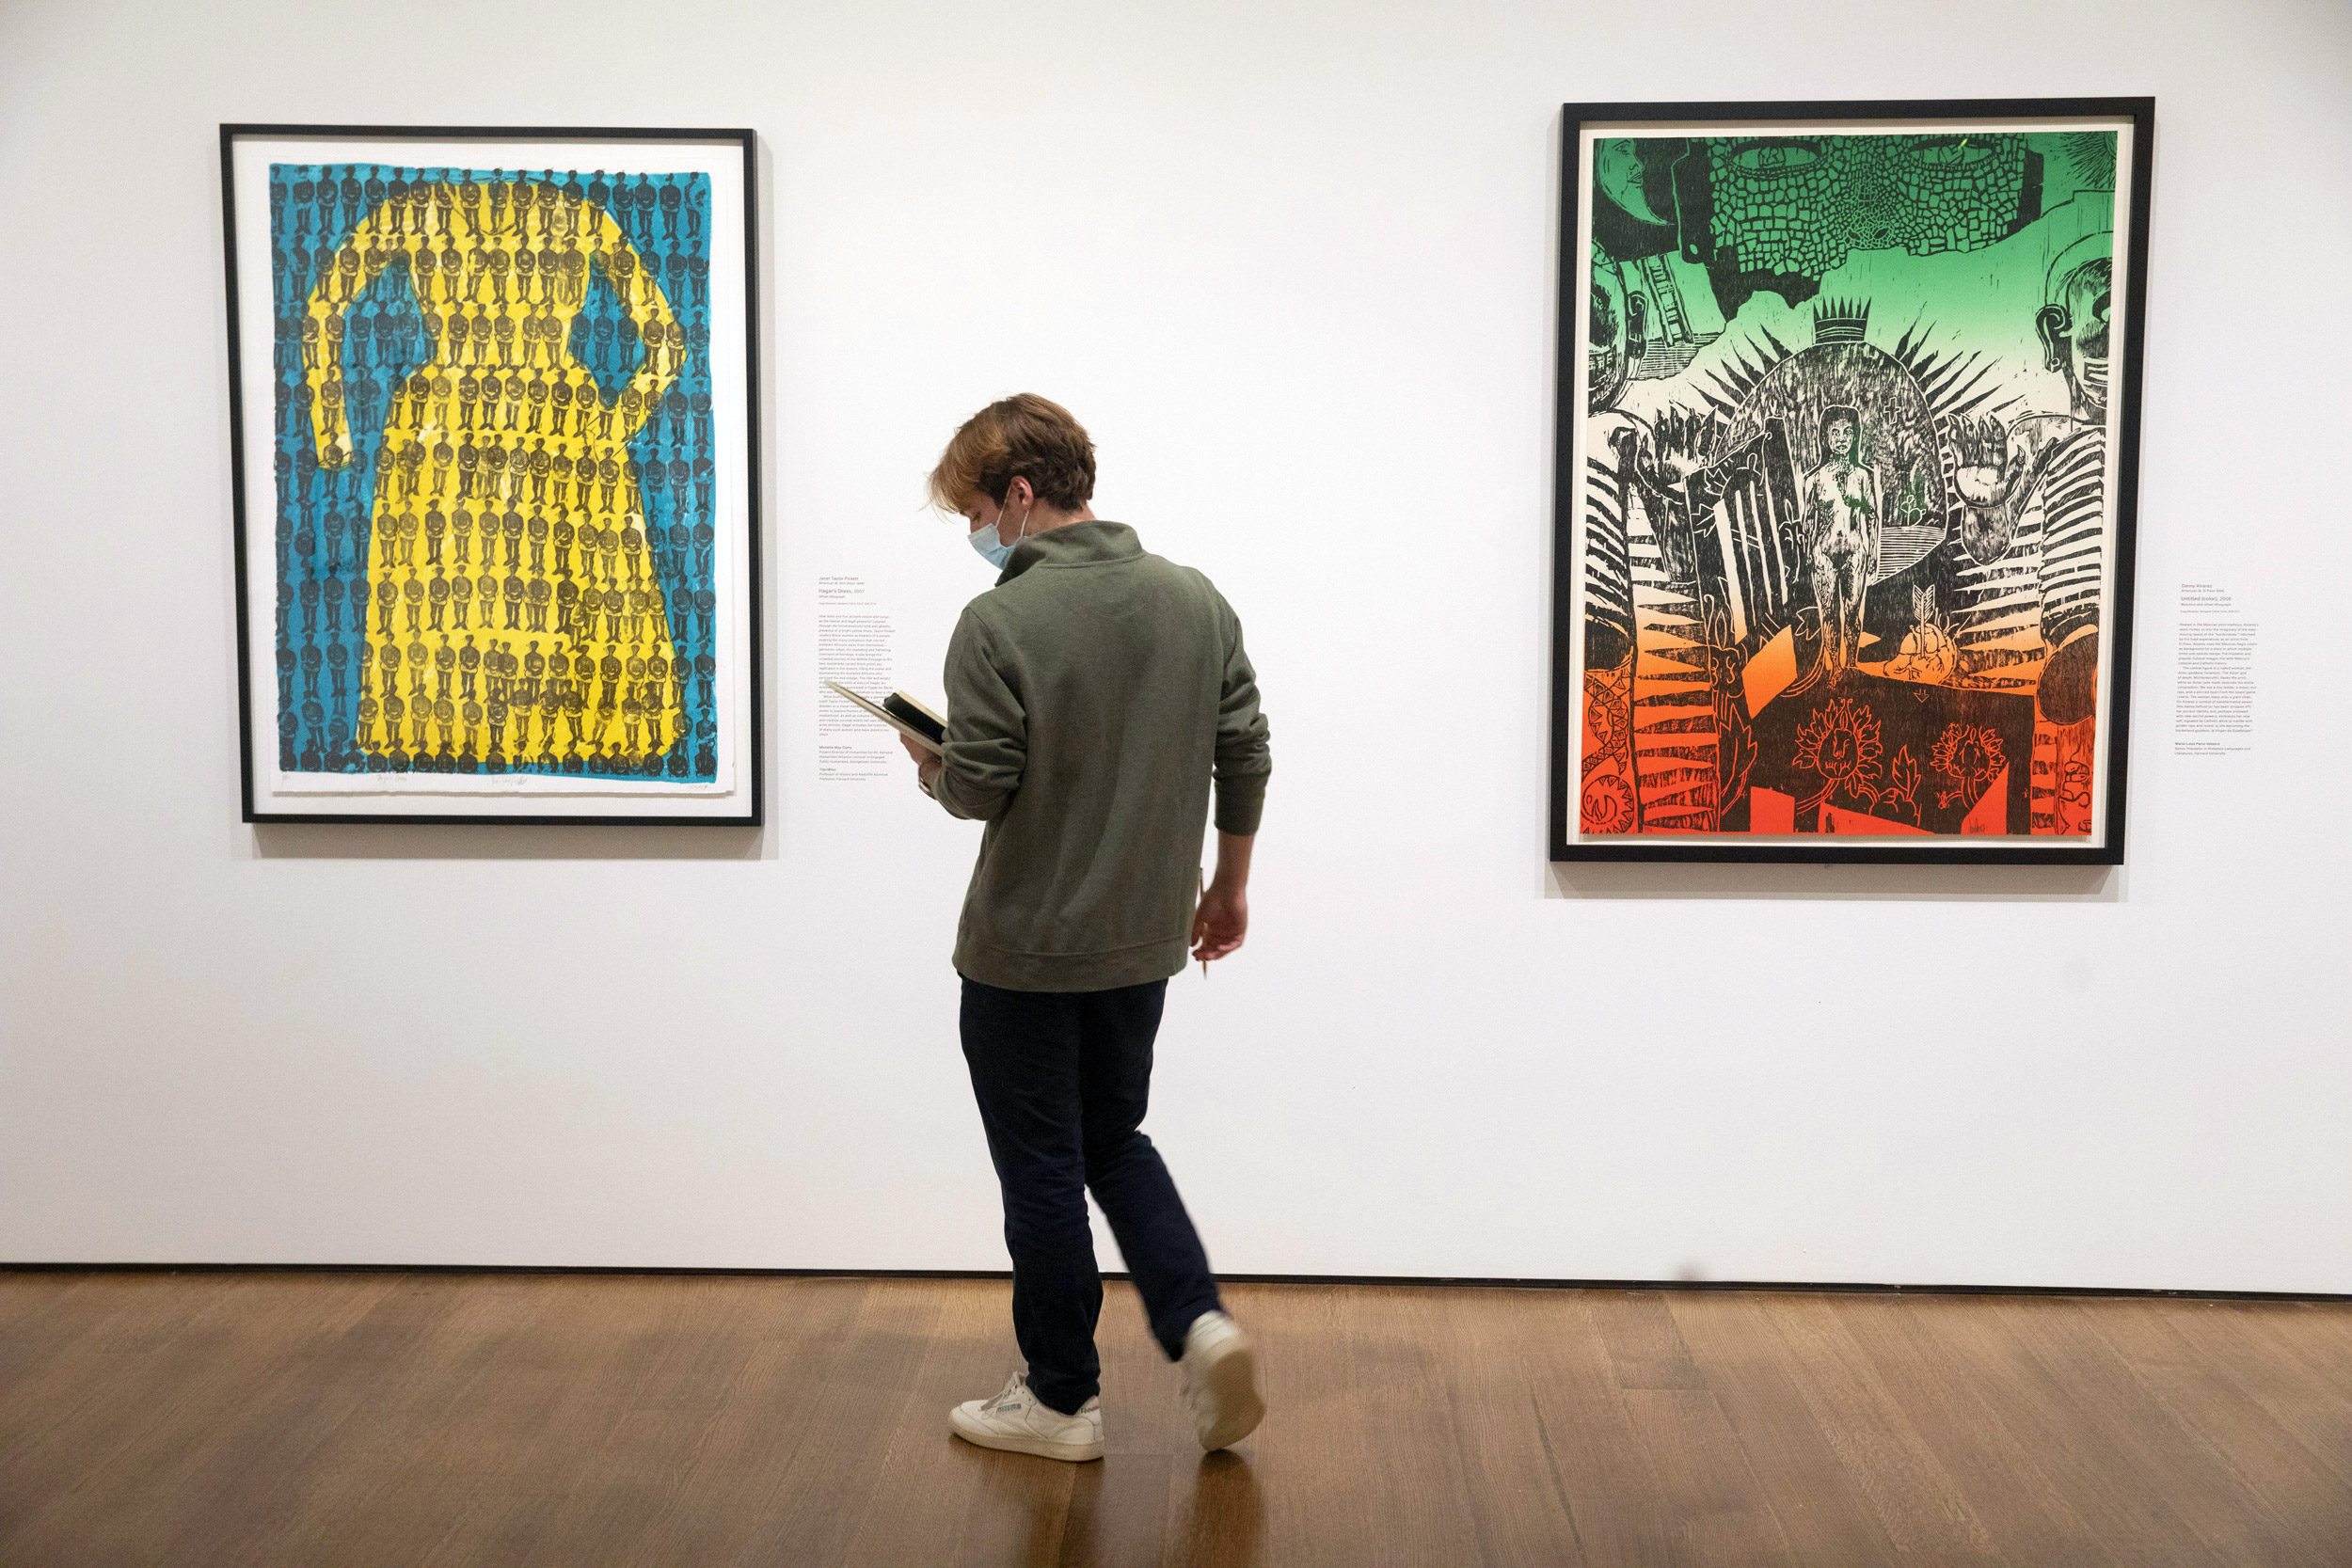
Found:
[1213,776,1266,836]
[932,760,1000,821]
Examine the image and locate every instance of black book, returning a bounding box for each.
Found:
[882,692,946,747]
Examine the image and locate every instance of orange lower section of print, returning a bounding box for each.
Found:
[1822,804,1931,835]
[1961,765,2010,834]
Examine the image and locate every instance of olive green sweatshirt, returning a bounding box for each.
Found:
[930,521,1272,992]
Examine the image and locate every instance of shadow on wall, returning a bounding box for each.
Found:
[1548,861,2120,903]
[245,824,763,863]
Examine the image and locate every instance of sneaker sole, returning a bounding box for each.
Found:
[1192,1338,1266,1451]
[949,1405,1104,1463]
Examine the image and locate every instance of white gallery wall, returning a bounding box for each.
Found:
[3,0,2346,1292]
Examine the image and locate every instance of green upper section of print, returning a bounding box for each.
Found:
[1588,130,2118,408]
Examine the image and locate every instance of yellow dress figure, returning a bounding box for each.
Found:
[304,178,685,770]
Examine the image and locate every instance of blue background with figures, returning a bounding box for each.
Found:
[262,164,717,782]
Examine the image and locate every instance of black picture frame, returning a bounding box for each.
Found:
[1549,99,2153,865]
[221,124,764,827]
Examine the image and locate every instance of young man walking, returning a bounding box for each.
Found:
[905,394,1271,1463]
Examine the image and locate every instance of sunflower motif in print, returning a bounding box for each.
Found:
[1791,697,1883,826]
[1931,722,2006,811]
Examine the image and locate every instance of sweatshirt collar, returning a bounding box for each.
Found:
[996,519,1142,584]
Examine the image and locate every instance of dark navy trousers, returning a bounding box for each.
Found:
[959,975,1223,1416]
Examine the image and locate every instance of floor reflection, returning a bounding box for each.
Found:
[1173,1451,1264,1567]
[976,1446,1265,1566]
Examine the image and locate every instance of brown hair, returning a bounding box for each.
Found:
[927,394,1097,513]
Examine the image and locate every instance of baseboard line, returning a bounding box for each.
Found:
[3,1261,2344,1305]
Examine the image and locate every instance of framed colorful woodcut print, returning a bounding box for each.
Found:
[1550,100,2150,863]
[222,126,761,824]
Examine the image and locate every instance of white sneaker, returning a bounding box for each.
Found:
[1178,1311,1265,1451]
[949,1372,1105,1462]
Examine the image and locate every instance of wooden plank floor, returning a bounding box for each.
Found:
[2,1273,2347,1566]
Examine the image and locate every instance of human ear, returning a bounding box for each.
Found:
[2035,304,2071,374]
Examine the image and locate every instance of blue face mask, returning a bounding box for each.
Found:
[967,497,1032,571]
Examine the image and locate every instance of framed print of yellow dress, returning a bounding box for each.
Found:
[222,126,761,825]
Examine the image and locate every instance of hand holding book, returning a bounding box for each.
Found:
[824,682,946,754]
